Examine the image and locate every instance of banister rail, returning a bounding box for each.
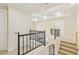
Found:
[17,30,46,55]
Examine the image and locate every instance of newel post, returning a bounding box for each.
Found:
[18,32,20,55]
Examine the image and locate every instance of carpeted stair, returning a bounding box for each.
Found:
[58,41,77,55]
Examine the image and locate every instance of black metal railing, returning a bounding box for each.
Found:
[50,29,60,39]
[49,29,59,55]
[49,44,55,55]
[18,30,46,55]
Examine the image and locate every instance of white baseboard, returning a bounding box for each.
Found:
[8,48,15,52]
[0,50,8,52]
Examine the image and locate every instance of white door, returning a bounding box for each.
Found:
[0,9,7,51]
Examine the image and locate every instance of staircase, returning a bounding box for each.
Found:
[58,41,77,55]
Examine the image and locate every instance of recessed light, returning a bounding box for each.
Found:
[43,16,47,19]
[33,18,37,22]
[70,3,75,6]
[55,12,62,17]
[40,8,44,11]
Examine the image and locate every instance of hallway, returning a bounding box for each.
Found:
[0,3,79,55]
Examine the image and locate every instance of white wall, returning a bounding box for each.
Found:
[34,19,55,43]
[0,9,7,51]
[8,6,32,51]
[34,14,76,43]
[54,16,76,43]
[6,4,78,51]
[54,19,64,37]
[63,15,76,43]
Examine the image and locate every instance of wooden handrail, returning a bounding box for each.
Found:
[76,32,78,48]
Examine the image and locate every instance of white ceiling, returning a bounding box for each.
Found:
[32,3,77,21]
[9,3,77,17]
[0,3,77,21]
[9,3,63,14]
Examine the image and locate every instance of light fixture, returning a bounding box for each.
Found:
[70,3,75,6]
[40,8,44,12]
[43,16,47,19]
[55,12,62,17]
[33,18,37,22]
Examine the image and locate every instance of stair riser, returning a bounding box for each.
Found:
[59,47,77,54]
[58,41,77,55]
[61,41,76,46]
[60,44,76,50]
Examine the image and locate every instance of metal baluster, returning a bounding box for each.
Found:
[53,44,55,55]
[41,33,43,45]
[32,34,34,49]
[31,35,33,49]
[35,34,36,48]
[36,34,38,47]
[38,33,40,46]
[37,33,39,46]
[28,35,30,50]
[29,34,31,50]
[22,36,24,55]
[36,31,38,47]
[33,34,35,48]
[26,35,28,52]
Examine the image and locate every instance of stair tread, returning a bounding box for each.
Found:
[60,43,76,50]
[59,47,77,54]
[58,50,69,55]
[59,46,76,53]
[61,41,76,46]
[58,51,67,55]
[58,49,76,55]
[58,41,77,55]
